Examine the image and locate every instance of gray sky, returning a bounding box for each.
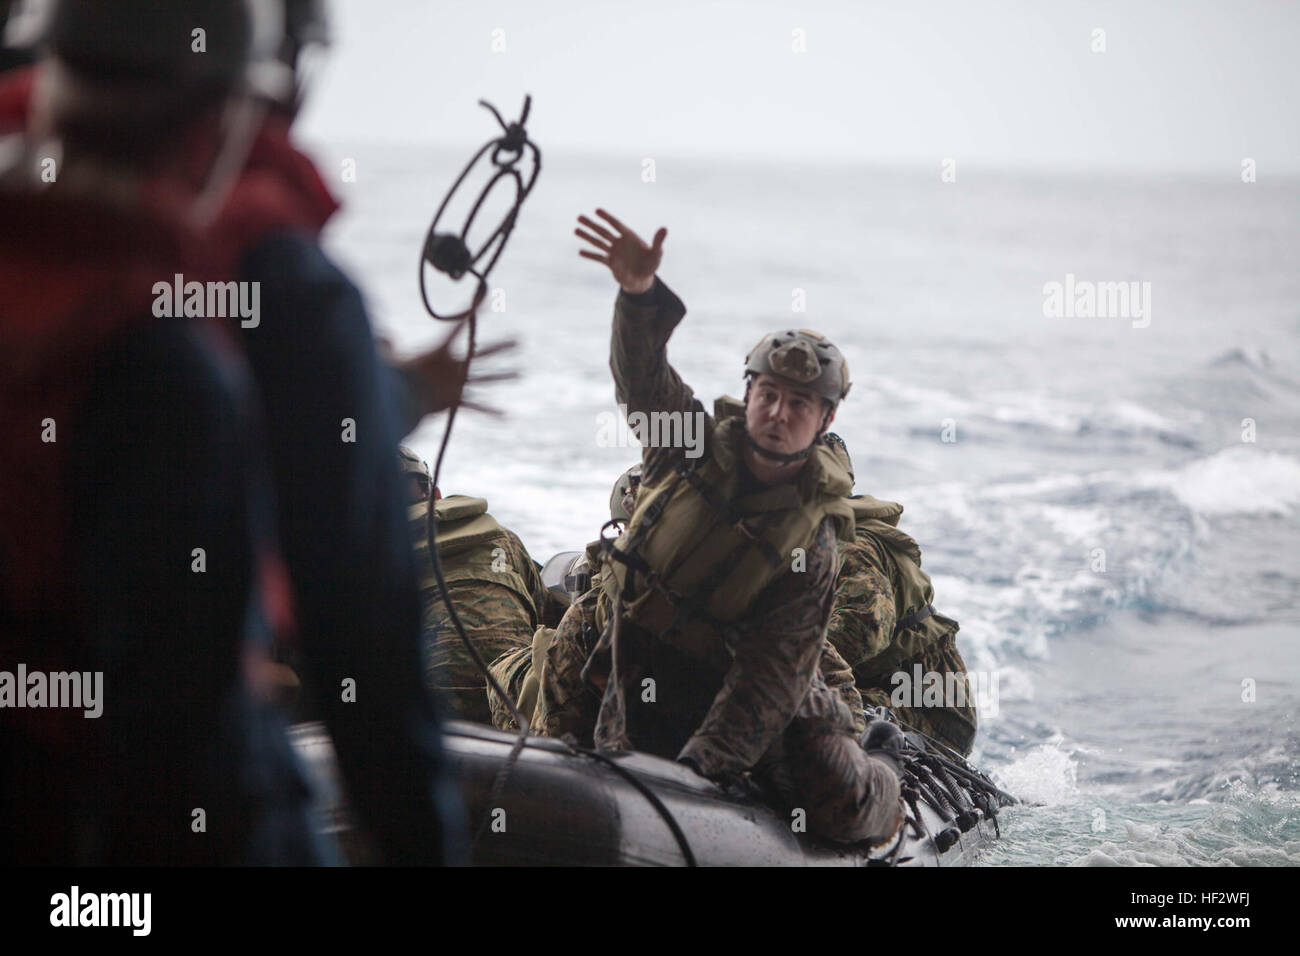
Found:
[298,0,1300,174]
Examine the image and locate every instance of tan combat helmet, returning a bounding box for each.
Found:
[744,329,851,407]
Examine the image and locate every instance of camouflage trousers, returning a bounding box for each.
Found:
[524,600,902,846]
[483,626,565,732]
[485,641,535,731]
[856,635,978,757]
[492,596,602,738]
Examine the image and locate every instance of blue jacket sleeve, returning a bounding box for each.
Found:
[71,318,309,863]
[237,232,465,864]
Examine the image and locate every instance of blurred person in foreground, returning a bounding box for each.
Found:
[0,0,322,865]
[0,0,472,865]
[206,0,473,864]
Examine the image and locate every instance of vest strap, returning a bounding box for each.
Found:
[895,603,935,633]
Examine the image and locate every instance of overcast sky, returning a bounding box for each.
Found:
[297,0,1300,174]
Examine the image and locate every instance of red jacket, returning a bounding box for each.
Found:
[0,71,336,718]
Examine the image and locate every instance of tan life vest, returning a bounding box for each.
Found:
[845,495,960,682]
[412,495,537,613]
[598,415,855,670]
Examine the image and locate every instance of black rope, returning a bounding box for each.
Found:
[421,317,532,851]
[562,741,698,867]
[859,707,1017,866]
[416,95,542,854]
[873,706,1018,808]
[419,95,541,321]
[878,712,1019,842]
[882,824,907,866]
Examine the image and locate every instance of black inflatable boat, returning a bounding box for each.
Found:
[290,717,1013,866]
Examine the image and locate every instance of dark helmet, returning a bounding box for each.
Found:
[282,0,330,62]
[37,0,265,168]
[744,329,851,407]
[275,0,331,112]
[609,463,643,522]
[47,0,253,91]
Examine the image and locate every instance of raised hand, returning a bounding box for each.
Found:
[575,208,667,295]
[397,319,518,419]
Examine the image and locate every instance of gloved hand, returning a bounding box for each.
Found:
[859,718,908,776]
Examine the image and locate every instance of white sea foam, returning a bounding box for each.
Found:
[1140,447,1300,517]
[1106,399,1181,433]
[1035,503,1113,543]
[994,739,1081,806]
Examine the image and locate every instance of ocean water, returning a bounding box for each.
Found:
[310,141,1300,866]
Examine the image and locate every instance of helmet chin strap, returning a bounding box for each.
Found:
[745,431,816,464]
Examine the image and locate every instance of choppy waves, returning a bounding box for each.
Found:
[867,350,1300,663]
[316,147,1300,863]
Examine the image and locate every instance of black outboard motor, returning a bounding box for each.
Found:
[540,550,590,610]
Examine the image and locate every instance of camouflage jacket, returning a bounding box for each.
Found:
[827,524,980,753]
[827,526,961,689]
[592,277,857,777]
[826,531,899,682]
[409,498,549,723]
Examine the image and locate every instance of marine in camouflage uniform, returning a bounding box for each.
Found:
[518,474,865,739]
[524,465,977,760]
[488,469,638,734]
[531,552,868,741]
[508,554,605,737]
[399,448,552,724]
[555,210,904,846]
[822,442,979,756]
